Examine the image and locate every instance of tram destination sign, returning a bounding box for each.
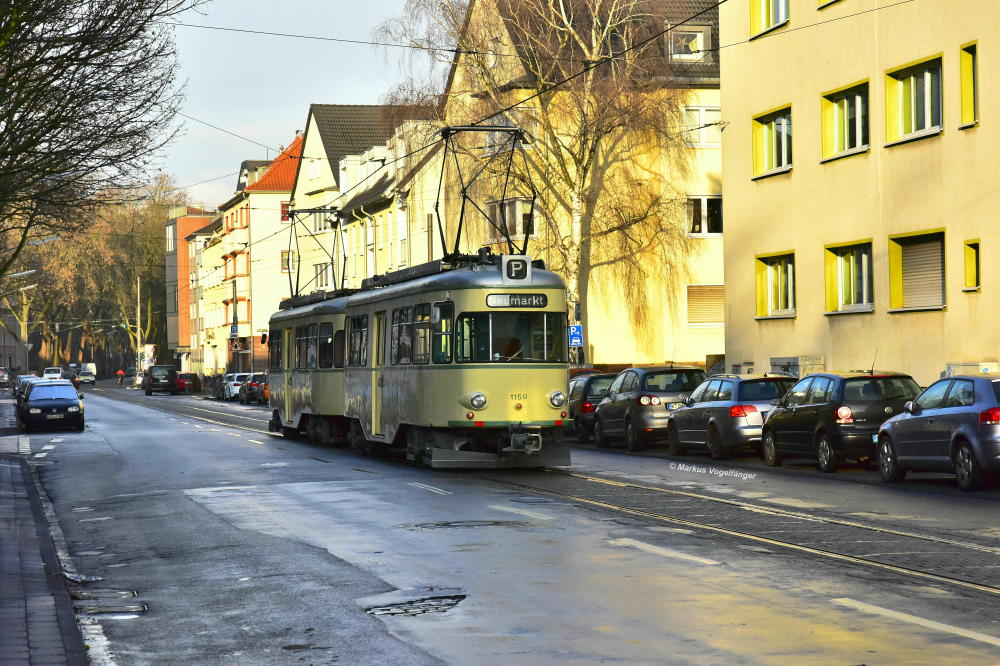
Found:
[486,293,548,308]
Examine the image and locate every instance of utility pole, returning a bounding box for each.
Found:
[231,276,238,372]
[136,276,142,371]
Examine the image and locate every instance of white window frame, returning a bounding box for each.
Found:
[830,87,869,155]
[668,25,711,62]
[687,195,723,236]
[758,0,788,32]
[895,61,942,138]
[165,225,176,253]
[684,106,722,147]
[280,250,295,274]
[485,198,536,242]
[835,244,872,311]
[765,255,795,316]
[760,110,792,173]
[314,262,332,289]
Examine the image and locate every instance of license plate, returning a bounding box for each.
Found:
[872,434,878,443]
[46,414,64,420]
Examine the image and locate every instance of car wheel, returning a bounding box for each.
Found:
[954,442,985,491]
[574,419,591,444]
[239,393,245,404]
[706,426,731,460]
[762,430,782,467]
[594,418,610,448]
[877,435,907,483]
[23,422,32,433]
[624,419,641,452]
[666,422,685,456]
[815,432,839,473]
[76,421,85,432]
[144,389,152,396]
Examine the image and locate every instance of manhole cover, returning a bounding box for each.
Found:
[367,595,465,617]
[400,520,527,530]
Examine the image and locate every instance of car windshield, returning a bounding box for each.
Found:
[179,374,194,380]
[30,385,78,400]
[456,312,568,363]
[642,371,706,392]
[739,379,796,401]
[843,376,921,402]
[235,374,250,382]
[585,377,615,398]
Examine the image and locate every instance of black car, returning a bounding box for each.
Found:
[142,365,178,395]
[568,373,617,443]
[19,380,84,432]
[761,371,921,472]
[238,373,266,404]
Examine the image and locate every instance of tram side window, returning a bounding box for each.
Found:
[333,329,345,368]
[390,307,413,365]
[306,323,318,368]
[269,329,282,369]
[348,315,369,367]
[432,302,454,364]
[413,304,431,364]
[295,325,308,369]
[318,322,334,368]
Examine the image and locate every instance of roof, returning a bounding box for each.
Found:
[245,134,303,193]
[237,160,270,191]
[341,173,394,215]
[302,105,431,188]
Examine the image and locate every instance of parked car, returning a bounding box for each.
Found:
[18,379,84,432]
[224,373,250,401]
[568,373,617,443]
[43,366,62,379]
[142,365,178,395]
[668,374,796,459]
[0,367,10,388]
[133,370,145,388]
[238,373,266,404]
[877,374,1000,491]
[126,366,136,377]
[569,367,603,378]
[62,371,80,390]
[77,370,96,386]
[14,375,39,400]
[761,371,922,473]
[594,366,707,450]
[176,372,201,393]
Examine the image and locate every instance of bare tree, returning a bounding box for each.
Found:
[0,0,202,284]
[380,0,715,357]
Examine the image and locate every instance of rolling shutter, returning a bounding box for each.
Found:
[687,285,725,324]
[901,236,944,308]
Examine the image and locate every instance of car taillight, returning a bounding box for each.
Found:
[836,405,854,424]
[249,382,258,387]
[729,404,758,418]
[637,395,662,406]
[980,407,1000,425]
[580,401,595,413]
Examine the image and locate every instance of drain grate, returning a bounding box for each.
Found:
[366,595,465,617]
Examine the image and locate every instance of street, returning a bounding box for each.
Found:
[21,385,1000,664]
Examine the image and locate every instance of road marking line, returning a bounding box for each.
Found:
[49,438,64,443]
[832,598,1000,647]
[179,421,190,425]
[226,432,240,437]
[42,445,56,450]
[489,504,553,520]
[607,538,719,565]
[248,439,264,444]
[33,452,47,458]
[407,482,453,495]
[79,516,112,523]
[192,424,204,429]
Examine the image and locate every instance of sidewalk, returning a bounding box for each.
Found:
[0,398,87,666]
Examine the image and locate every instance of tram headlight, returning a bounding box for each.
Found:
[549,391,567,408]
[470,392,488,410]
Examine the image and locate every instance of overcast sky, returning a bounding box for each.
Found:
[164,1,413,207]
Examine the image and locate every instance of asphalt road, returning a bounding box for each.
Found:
[25,386,1000,664]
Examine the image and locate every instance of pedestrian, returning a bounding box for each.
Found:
[116,368,125,386]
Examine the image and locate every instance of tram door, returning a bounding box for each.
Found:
[283,326,294,424]
[372,311,386,436]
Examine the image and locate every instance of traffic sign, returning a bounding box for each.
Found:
[229,324,238,339]
[229,340,243,352]
[569,324,583,348]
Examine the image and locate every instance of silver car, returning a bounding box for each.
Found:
[877,373,1000,491]
[667,374,795,459]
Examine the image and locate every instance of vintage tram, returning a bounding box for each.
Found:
[267,253,571,468]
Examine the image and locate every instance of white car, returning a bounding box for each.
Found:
[43,366,62,379]
[224,373,250,401]
[133,370,145,388]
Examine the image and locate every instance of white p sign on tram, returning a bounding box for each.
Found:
[501,255,532,285]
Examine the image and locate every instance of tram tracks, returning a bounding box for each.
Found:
[483,469,1000,598]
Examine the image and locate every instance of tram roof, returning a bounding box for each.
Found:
[269,294,351,324]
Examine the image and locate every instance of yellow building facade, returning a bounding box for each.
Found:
[721,0,994,385]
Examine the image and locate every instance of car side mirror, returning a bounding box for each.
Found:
[78,393,84,400]
[904,400,915,414]
[678,393,691,405]
[770,398,782,407]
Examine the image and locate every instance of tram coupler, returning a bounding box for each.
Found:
[502,424,543,455]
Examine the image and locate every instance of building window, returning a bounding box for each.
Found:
[165,224,176,253]
[886,58,942,143]
[753,108,792,176]
[314,262,331,289]
[483,114,517,156]
[823,84,869,159]
[961,43,979,126]
[756,254,795,317]
[485,198,535,241]
[684,106,722,146]
[668,25,711,62]
[687,285,724,326]
[889,232,944,310]
[964,240,980,290]
[281,201,291,222]
[825,243,873,312]
[280,250,295,273]
[752,0,788,36]
[688,196,723,234]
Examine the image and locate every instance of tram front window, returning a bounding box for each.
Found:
[456,312,568,363]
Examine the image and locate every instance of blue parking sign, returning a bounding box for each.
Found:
[569,324,583,348]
